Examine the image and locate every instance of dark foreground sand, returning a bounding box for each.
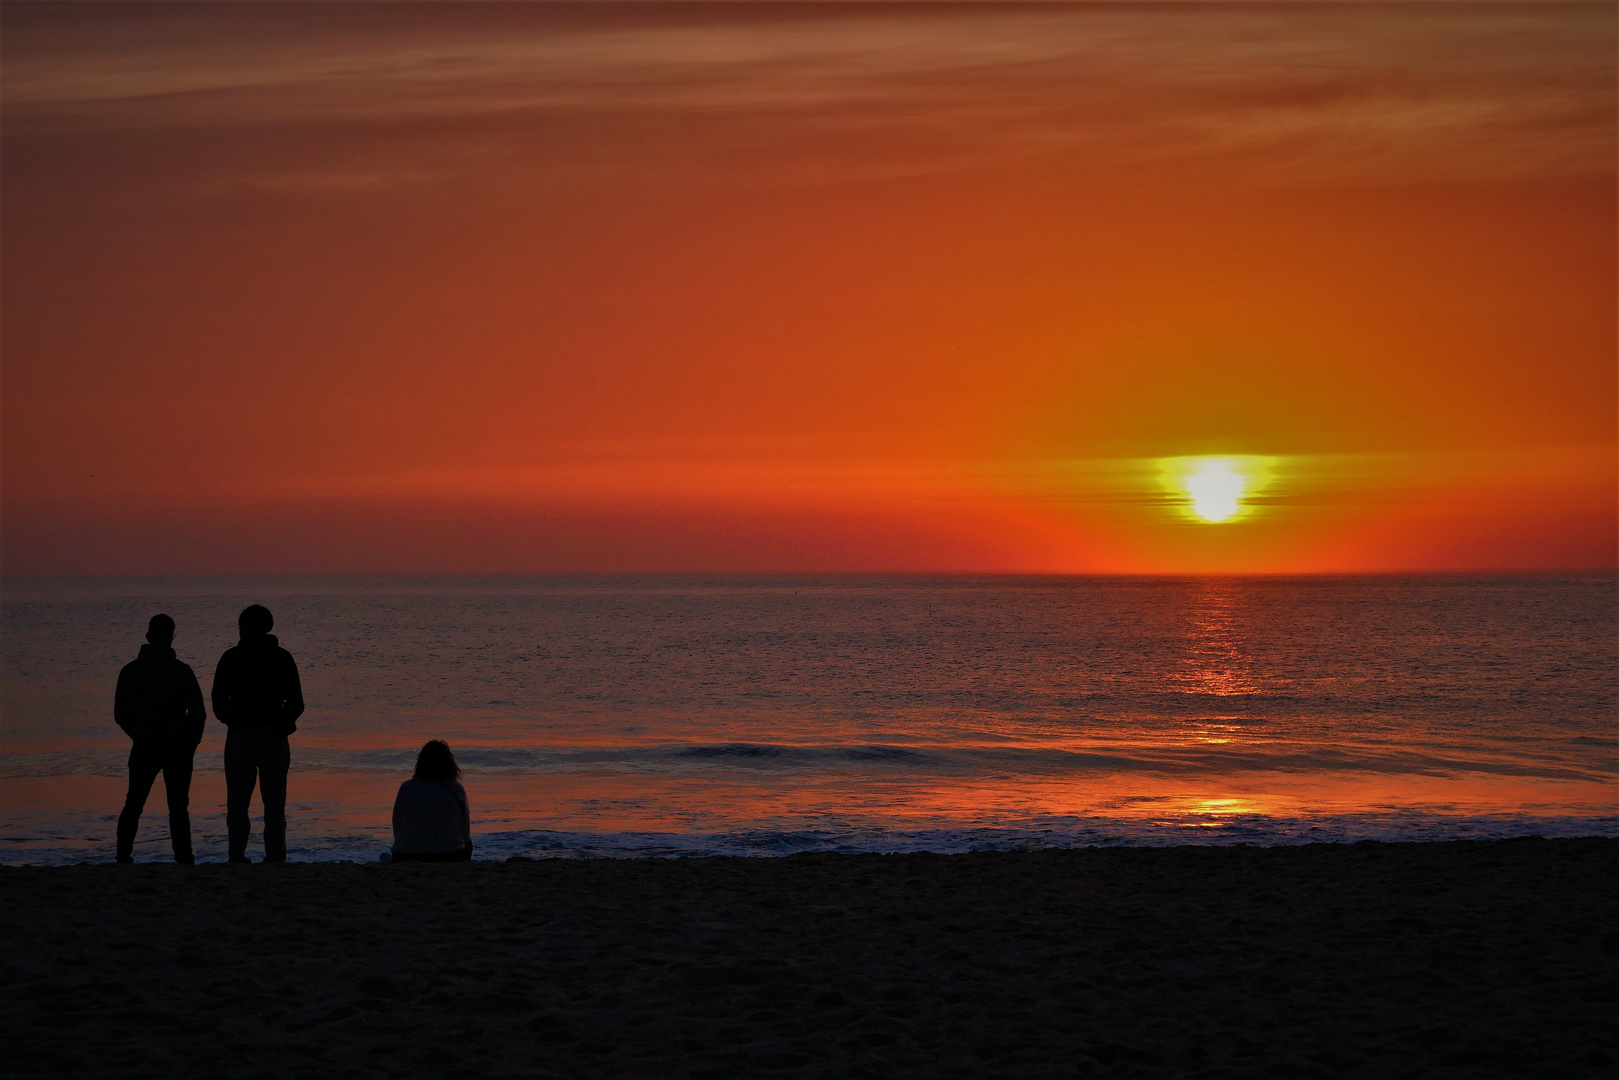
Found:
[2,838,1614,1079]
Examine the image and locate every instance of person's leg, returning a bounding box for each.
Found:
[258,734,291,862]
[116,743,163,863]
[160,743,195,864]
[223,729,258,863]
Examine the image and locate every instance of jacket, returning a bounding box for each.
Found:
[114,644,206,744]
[392,779,472,855]
[211,633,305,735]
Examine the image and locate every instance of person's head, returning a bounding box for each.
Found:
[146,613,175,647]
[238,604,274,637]
[413,740,461,782]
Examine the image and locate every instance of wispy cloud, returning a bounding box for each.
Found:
[5,4,1613,184]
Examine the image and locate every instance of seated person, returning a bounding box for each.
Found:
[391,739,472,862]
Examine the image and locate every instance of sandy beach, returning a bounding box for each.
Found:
[2,837,1613,1078]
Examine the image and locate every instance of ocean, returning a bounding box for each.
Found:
[2,575,1614,863]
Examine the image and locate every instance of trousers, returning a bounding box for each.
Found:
[224,727,291,862]
[117,740,195,863]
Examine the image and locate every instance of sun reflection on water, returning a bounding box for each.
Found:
[1178,579,1261,698]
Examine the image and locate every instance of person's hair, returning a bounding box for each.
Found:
[146,613,175,644]
[413,740,461,782]
[238,604,274,635]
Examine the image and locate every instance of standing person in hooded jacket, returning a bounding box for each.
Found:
[115,613,207,864]
[212,604,304,863]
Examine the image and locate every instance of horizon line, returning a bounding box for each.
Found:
[4,568,1615,581]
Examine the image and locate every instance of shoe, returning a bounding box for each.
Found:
[115,855,133,864]
[228,855,251,864]
[175,855,195,865]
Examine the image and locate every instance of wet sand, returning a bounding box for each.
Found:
[3,838,1614,1078]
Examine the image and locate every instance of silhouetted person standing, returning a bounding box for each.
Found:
[213,604,304,863]
[114,613,206,864]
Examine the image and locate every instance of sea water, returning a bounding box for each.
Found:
[2,575,1614,863]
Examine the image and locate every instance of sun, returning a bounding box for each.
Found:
[1158,455,1274,524]
[1185,459,1245,522]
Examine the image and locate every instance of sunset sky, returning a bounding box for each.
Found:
[3,2,1614,574]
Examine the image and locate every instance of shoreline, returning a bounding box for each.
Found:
[10,815,1619,867]
[8,770,1616,867]
[4,837,1614,1077]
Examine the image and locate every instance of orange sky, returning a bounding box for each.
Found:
[3,2,1615,573]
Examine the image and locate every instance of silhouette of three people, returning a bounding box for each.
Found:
[115,605,304,863]
[117,608,475,864]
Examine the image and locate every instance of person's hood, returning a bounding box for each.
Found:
[238,633,280,648]
[137,643,176,661]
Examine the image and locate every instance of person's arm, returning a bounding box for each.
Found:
[459,785,472,850]
[184,666,206,747]
[281,653,305,726]
[113,665,136,739]
[211,653,233,726]
[392,784,406,846]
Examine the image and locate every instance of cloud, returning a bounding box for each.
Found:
[5,3,1614,184]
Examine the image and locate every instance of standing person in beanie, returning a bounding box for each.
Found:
[114,613,207,863]
[212,604,304,863]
